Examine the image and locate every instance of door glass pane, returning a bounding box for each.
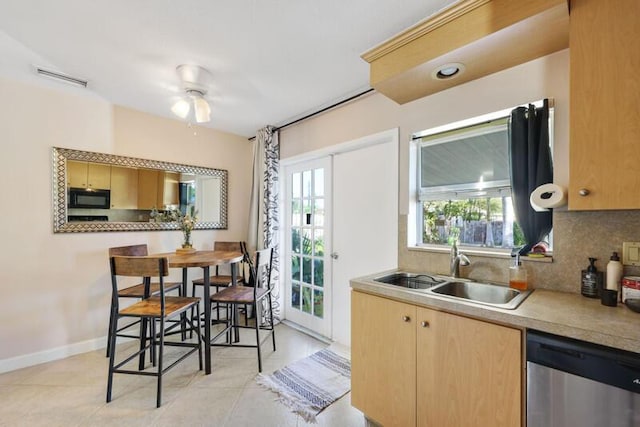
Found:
[314,168,324,197]
[291,256,300,281]
[303,200,311,225]
[302,170,312,198]
[302,229,312,255]
[292,228,301,254]
[314,229,324,256]
[314,259,324,287]
[291,200,301,226]
[313,289,324,318]
[314,198,324,227]
[302,256,312,284]
[302,286,312,313]
[292,172,301,198]
[292,283,300,310]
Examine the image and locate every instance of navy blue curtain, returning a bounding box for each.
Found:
[508,99,553,255]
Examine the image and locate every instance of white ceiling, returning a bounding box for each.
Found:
[0,0,457,137]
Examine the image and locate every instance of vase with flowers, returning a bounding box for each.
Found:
[175,205,198,254]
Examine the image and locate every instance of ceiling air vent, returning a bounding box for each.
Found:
[36,67,88,88]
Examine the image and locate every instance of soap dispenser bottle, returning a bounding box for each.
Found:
[581,257,603,298]
[509,254,528,290]
[606,252,623,292]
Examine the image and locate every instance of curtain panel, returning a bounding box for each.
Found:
[248,125,280,320]
[508,99,553,255]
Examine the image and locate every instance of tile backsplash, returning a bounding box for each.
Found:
[399,210,640,294]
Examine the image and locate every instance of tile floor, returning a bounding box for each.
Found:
[0,324,364,427]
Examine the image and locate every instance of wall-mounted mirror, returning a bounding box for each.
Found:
[52,147,228,233]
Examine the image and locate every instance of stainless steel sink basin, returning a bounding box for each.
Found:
[429,281,532,310]
[374,272,444,290]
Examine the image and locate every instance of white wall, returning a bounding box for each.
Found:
[0,77,253,371]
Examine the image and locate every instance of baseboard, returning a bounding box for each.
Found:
[0,335,108,374]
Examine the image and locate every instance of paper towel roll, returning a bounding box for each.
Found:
[530,183,567,212]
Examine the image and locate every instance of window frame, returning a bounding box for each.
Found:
[412,101,554,256]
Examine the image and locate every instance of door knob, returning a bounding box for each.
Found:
[578,188,590,197]
[421,321,430,328]
[330,252,339,260]
[402,315,411,322]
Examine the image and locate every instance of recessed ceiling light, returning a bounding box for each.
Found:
[431,62,465,80]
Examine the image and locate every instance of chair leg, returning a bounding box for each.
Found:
[106,312,119,403]
[268,293,276,351]
[157,317,165,408]
[138,318,149,370]
[195,304,203,371]
[105,302,116,358]
[255,301,262,373]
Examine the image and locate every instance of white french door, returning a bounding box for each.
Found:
[283,157,332,337]
[282,129,399,344]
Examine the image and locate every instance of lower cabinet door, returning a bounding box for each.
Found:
[351,291,417,427]
[417,307,522,427]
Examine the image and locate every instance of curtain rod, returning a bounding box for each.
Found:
[248,88,375,141]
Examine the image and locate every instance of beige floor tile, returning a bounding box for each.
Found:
[0,324,359,427]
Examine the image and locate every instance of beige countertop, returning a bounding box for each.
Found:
[351,269,640,354]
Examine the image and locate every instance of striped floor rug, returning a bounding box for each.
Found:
[256,346,351,423]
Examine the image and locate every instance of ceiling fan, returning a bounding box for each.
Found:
[171,64,213,123]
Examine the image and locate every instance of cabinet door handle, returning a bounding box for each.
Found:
[578,188,590,197]
[421,321,430,328]
[402,315,411,322]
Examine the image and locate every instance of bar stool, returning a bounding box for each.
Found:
[106,255,202,408]
[106,244,183,358]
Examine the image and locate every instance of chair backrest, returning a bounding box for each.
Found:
[108,244,149,257]
[110,256,169,311]
[250,247,274,291]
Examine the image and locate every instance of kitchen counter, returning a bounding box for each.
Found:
[351,270,640,354]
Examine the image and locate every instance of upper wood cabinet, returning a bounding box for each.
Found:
[137,169,159,210]
[67,160,111,190]
[568,0,640,210]
[110,166,139,209]
[352,291,522,427]
[361,0,569,104]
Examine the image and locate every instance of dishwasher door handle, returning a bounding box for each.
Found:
[540,343,585,359]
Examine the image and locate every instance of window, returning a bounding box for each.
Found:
[417,116,526,250]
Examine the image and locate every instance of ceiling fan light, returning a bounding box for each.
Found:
[171,99,190,119]
[193,96,211,123]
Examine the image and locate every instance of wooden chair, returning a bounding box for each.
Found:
[191,241,247,323]
[106,255,202,408]
[106,244,183,358]
[209,247,276,372]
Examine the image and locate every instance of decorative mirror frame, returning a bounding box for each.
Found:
[52,147,228,233]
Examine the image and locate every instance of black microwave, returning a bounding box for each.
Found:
[68,188,111,209]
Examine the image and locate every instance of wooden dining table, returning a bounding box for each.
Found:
[153,250,244,374]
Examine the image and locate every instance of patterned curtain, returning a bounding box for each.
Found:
[248,125,280,320]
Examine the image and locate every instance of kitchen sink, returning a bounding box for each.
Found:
[374,272,444,290]
[429,280,532,310]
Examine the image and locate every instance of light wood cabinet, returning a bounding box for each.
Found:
[352,291,417,427]
[569,0,640,210]
[158,171,180,207]
[67,160,111,190]
[137,170,180,210]
[352,291,522,427]
[137,169,159,210]
[417,307,522,427]
[361,0,568,104]
[110,166,139,209]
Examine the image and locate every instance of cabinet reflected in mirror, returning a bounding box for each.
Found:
[53,147,227,232]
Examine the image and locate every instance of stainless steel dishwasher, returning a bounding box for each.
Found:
[527,330,640,427]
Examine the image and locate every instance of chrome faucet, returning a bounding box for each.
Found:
[450,240,470,278]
